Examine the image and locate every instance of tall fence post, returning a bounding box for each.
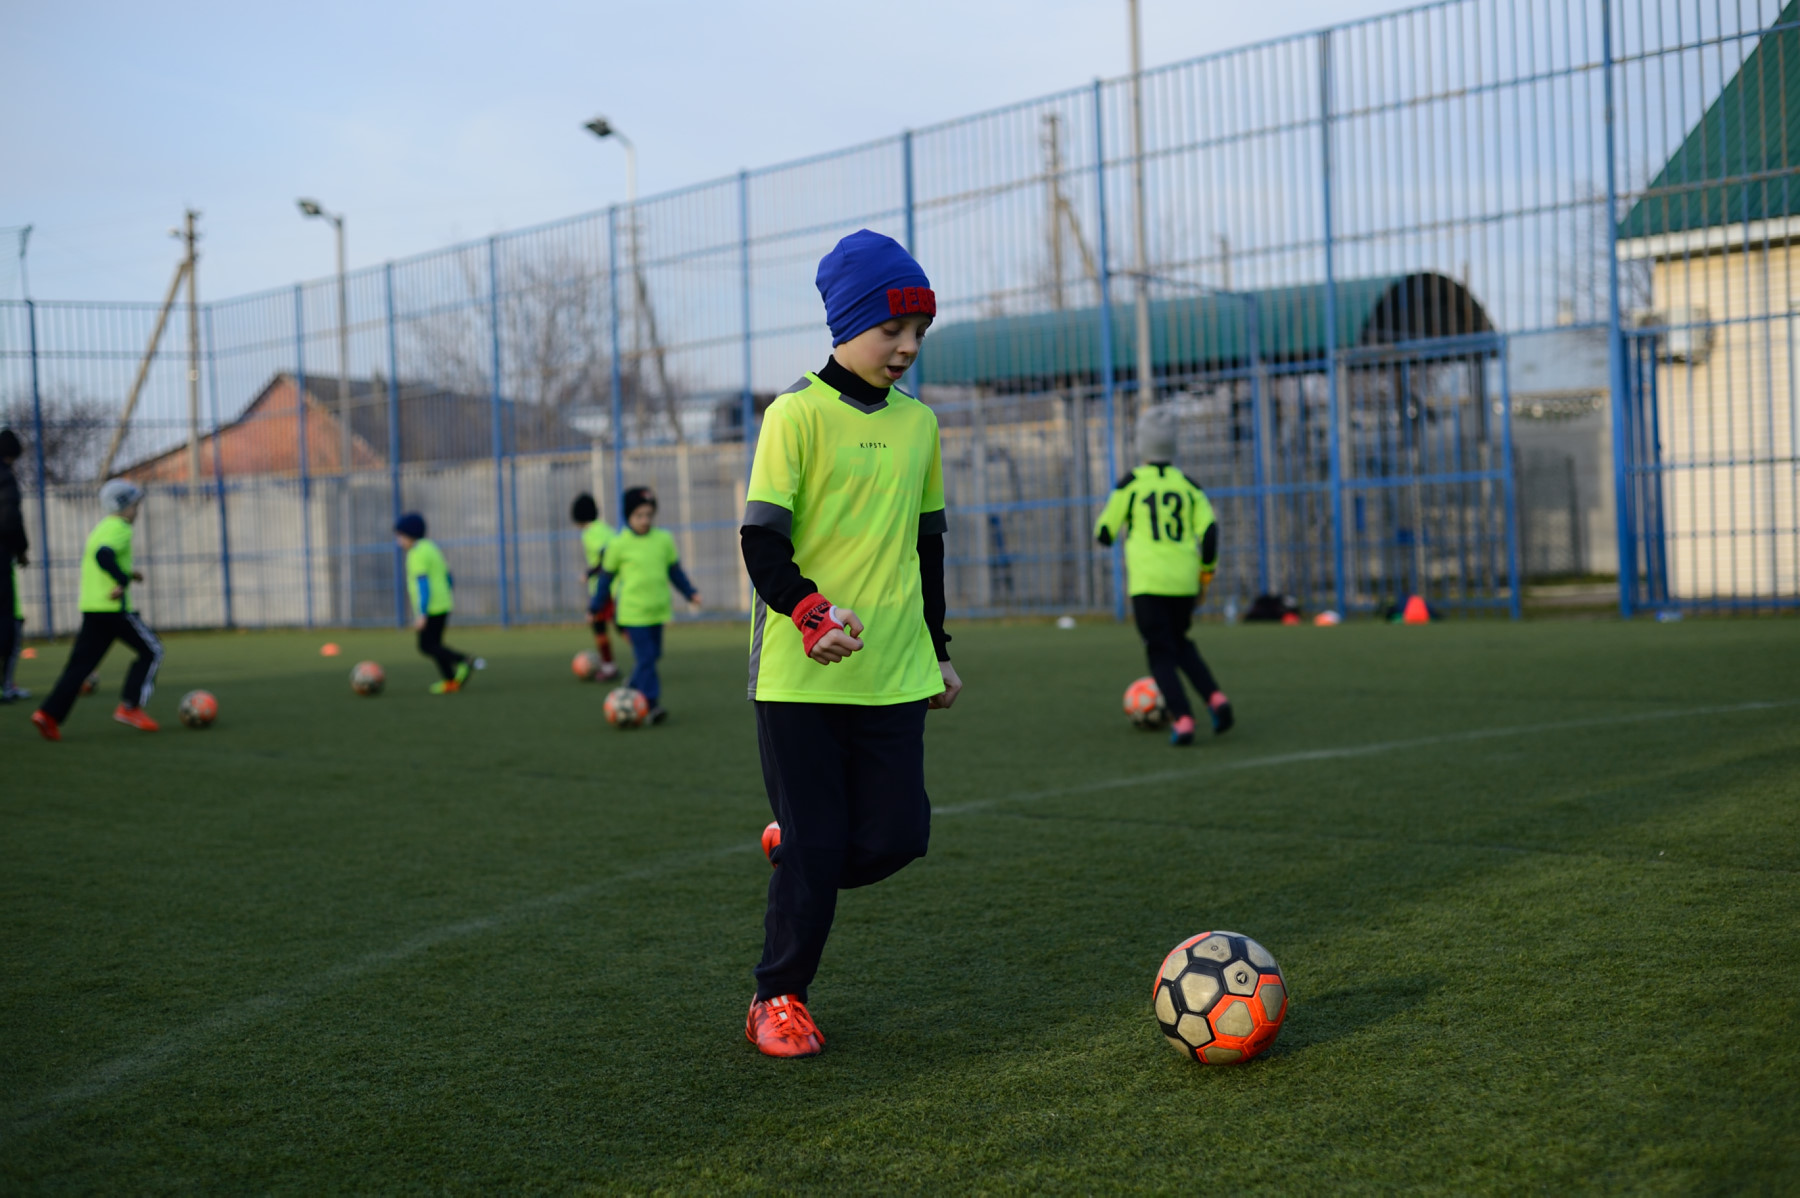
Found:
[294,284,315,629]
[903,130,917,254]
[1092,78,1125,621]
[1602,1,1636,619]
[488,236,510,626]
[1500,344,1523,619]
[384,262,405,627]
[25,299,51,635]
[203,306,233,627]
[739,170,755,485]
[1319,29,1348,617]
[1246,295,1272,597]
[607,207,626,511]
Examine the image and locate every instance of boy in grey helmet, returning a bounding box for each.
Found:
[32,480,163,740]
[1094,406,1233,746]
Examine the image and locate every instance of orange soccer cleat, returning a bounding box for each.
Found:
[746,994,824,1058]
[112,704,159,732]
[761,820,782,865]
[30,710,60,741]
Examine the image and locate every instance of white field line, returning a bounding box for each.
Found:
[4,841,756,1141]
[8,697,1790,1137]
[931,699,1796,816]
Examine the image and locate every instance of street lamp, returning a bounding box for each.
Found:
[583,117,636,203]
[297,197,354,626]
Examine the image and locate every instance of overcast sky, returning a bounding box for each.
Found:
[2,1,1401,303]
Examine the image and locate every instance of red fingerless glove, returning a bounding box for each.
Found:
[792,592,846,657]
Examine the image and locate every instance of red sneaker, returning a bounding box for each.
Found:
[30,710,60,741]
[112,704,160,732]
[746,994,824,1058]
[761,821,782,865]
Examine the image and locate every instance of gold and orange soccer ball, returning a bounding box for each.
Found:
[572,649,603,681]
[178,689,219,729]
[1123,676,1167,729]
[1153,931,1288,1065]
[603,686,650,729]
[350,661,386,696]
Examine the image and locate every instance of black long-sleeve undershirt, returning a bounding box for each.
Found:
[739,357,950,661]
[94,546,131,587]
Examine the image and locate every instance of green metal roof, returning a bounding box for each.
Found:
[1619,2,1800,240]
[914,273,1490,389]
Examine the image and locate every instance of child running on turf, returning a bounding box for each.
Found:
[32,480,162,740]
[738,229,961,1058]
[1094,406,1233,747]
[0,427,27,702]
[571,492,620,680]
[594,486,699,725]
[395,512,473,694]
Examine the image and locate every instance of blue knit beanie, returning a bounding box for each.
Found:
[395,512,426,539]
[816,229,934,346]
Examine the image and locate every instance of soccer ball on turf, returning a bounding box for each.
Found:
[178,690,218,728]
[1124,677,1167,729]
[572,649,603,681]
[350,661,385,695]
[1153,931,1288,1065]
[603,686,649,729]
[80,672,99,696]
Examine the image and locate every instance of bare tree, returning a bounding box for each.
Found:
[2,387,112,485]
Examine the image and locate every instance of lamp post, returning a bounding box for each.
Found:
[298,198,353,625]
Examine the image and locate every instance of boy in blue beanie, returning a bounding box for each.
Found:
[739,228,962,1057]
[395,513,473,694]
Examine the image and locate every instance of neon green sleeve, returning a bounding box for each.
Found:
[1095,484,1133,542]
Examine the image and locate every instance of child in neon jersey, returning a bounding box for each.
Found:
[570,492,620,680]
[739,229,961,1058]
[395,513,473,694]
[594,485,700,724]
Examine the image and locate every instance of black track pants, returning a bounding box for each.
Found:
[1132,593,1221,721]
[417,613,465,680]
[754,700,931,1002]
[0,553,15,684]
[40,611,163,722]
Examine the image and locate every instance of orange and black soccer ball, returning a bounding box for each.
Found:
[1124,676,1167,729]
[178,690,218,728]
[350,661,385,696]
[603,686,649,729]
[572,649,603,681]
[1153,931,1288,1065]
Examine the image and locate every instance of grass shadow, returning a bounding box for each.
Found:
[1272,973,1440,1055]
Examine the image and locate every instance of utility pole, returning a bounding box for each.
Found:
[183,211,201,488]
[15,225,31,300]
[1044,114,1068,311]
[1127,0,1154,459]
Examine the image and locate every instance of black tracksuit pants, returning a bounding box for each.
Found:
[417,613,466,680]
[0,552,16,685]
[1132,593,1222,721]
[754,699,931,1002]
[40,611,163,722]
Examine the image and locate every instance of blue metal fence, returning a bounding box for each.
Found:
[2,0,1796,634]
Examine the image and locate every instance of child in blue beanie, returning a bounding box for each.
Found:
[738,228,963,1057]
[394,512,473,694]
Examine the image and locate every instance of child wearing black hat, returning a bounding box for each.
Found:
[570,492,620,679]
[394,512,472,694]
[594,486,700,723]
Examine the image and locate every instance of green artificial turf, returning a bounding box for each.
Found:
[2,617,1798,1193]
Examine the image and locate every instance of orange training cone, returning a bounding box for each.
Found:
[1402,595,1430,624]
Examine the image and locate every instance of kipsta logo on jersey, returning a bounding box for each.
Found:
[859,441,888,450]
[885,286,936,317]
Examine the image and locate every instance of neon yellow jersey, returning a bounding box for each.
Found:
[580,521,617,599]
[11,560,22,619]
[405,538,454,617]
[78,515,135,613]
[1094,464,1218,597]
[601,527,680,626]
[745,373,945,705]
